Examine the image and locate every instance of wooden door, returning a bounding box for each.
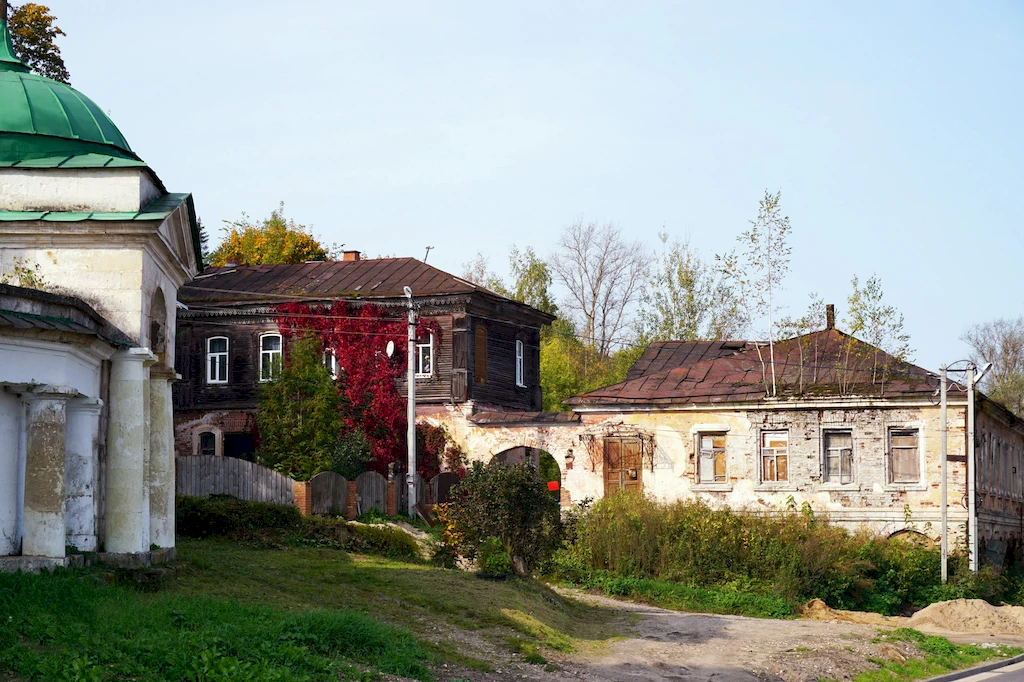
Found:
[604,436,643,496]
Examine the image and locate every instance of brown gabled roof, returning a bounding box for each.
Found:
[568,328,938,407]
[178,259,555,322]
[625,340,758,380]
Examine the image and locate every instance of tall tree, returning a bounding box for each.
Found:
[7,3,70,84]
[209,203,333,266]
[256,334,345,481]
[639,233,746,342]
[508,246,557,315]
[720,191,792,397]
[461,252,509,296]
[549,220,648,358]
[962,316,1024,417]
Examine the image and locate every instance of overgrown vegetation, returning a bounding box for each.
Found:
[547,493,1020,616]
[845,628,1020,682]
[0,567,430,681]
[438,462,562,575]
[176,495,421,561]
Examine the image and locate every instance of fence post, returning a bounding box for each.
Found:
[293,480,312,516]
[346,480,358,520]
[386,478,397,517]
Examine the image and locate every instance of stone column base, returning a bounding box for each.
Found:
[0,555,85,573]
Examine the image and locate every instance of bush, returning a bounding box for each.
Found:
[445,461,561,575]
[546,492,1017,615]
[176,495,301,538]
[476,537,512,577]
[331,430,372,480]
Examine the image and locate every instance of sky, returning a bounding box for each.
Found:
[52,1,1024,372]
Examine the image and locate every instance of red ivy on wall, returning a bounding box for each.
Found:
[276,301,440,475]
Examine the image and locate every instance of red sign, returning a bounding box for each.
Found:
[547,480,559,491]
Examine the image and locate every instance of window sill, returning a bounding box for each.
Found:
[817,483,861,491]
[885,483,927,492]
[415,374,434,380]
[692,483,733,492]
[754,484,798,492]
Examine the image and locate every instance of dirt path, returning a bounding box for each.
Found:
[554,590,887,682]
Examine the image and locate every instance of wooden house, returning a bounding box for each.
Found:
[172,252,555,459]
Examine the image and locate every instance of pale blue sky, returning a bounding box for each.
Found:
[55,1,1023,371]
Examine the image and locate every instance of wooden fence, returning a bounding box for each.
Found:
[175,455,294,505]
[356,471,387,514]
[310,471,347,515]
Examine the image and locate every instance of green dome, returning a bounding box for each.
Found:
[0,20,143,167]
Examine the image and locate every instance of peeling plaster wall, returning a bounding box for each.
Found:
[0,392,20,555]
[427,401,1008,547]
[0,168,160,213]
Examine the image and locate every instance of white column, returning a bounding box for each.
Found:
[148,366,177,549]
[22,390,71,558]
[65,398,102,552]
[105,348,154,554]
[141,359,153,550]
[0,391,21,556]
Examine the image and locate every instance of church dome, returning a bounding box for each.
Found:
[0,20,143,167]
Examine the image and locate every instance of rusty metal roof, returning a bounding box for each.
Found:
[625,340,758,380]
[469,411,582,426]
[569,328,939,407]
[179,259,555,322]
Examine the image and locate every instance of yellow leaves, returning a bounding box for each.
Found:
[209,204,331,266]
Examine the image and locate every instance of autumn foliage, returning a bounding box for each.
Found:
[274,301,442,476]
[209,204,331,266]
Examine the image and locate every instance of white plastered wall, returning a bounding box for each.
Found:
[0,168,160,212]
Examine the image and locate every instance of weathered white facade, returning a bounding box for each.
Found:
[0,17,201,570]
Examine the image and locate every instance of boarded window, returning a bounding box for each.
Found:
[698,433,727,483]
[198,431,216,457]
[761,431,789,482]
[889,429,920,483]
[823,431,854,484]
[474,324,488,385]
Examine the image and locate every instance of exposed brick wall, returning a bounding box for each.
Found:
[346,481,358,520]
[293,481,312,516]
[174,409,256,457]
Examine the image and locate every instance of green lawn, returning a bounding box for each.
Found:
[0,538,617,681]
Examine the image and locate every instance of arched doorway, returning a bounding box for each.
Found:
[491,447,561,502]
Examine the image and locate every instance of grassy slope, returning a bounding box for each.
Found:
[171,538,617,666]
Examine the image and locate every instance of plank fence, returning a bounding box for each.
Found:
[175,455,294,505]
[356,471,387,514]
[310,471,348,515]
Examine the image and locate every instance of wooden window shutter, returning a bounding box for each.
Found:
[474,324,488,384]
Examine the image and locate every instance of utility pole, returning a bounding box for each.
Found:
[405,287,417,517]
[940,365,948,582]
[967,363,978,572]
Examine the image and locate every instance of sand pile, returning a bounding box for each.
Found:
[909,599,1024,635]
[800,599,894,626]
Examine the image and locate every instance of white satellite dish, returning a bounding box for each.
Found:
[386,340,396,358]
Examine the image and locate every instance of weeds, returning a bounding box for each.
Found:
[547,492,1016,616]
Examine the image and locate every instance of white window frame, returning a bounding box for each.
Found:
[515,339,526,388]
[888,427,922,485]
[416,333,434,378]
[697,432,727,484]
[323,348,340,380]
[760,430,789,483]
[206,336,229,384]
[259,333,282,382]
[822,429,854,484]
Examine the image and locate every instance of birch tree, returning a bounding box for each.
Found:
[962,316,1024,417]
[719,191,792,397]
[639,233,746,342]
[549,220,648,358]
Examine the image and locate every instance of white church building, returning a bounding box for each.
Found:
[0,19,202,569]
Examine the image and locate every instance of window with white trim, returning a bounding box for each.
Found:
[259,333,282,382]
[888,428,920,483]
[416,334,434,377]
[323,349,339,379]
[515,339,526,387]
[697,433,727,483]
[823,430,854,484]
[761,431,789,482]
[206,336,228,384]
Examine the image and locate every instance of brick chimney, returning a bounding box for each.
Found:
[826,304,835,330]
[342,250,361,262]
[224,258,239,267]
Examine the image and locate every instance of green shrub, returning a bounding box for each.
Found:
[447,461,561,575]
[176,495,301,538]
[476,537,512,576]
[545,492,1018,616]
[331,429,372,480]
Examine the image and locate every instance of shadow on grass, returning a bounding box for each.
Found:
[171,538,621,657]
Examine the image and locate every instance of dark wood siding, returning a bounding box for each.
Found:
[395,314,454,404]
[467,314,540,410]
